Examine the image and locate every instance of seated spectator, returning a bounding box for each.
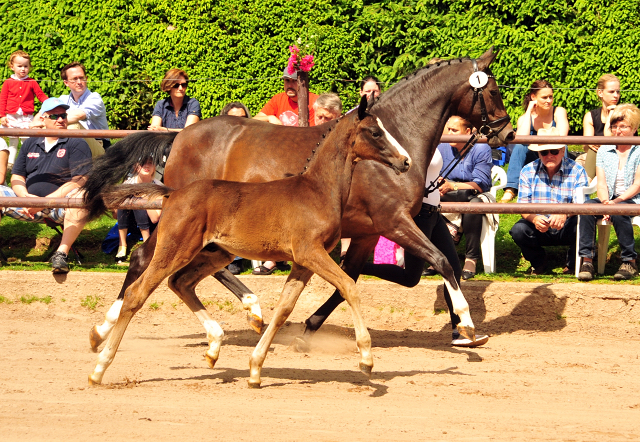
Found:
[577,104,640,281]
[500,80,569,202]
[0,97,92,273]
[509,127,588,274]
[360,76,382,100]
[254,67,318,126]
[424,116,493,280]
[0,138,9,185]
[148,68,201,132]
[313,93,342,125]
[115,158,162,262]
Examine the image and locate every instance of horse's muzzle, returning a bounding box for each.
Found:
[392,156,412,175]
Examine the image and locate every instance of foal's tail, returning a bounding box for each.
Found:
[82,132,178,220]
[101,183,174,210]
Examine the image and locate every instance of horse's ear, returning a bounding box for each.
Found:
[476,47,497,71]
[358,95,368,121]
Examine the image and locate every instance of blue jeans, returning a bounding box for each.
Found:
[505,144,569,190]
[509,216,578,269]
[578,198,638,262]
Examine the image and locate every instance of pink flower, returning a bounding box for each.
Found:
[299,54,314,72]
[289,45,299,55]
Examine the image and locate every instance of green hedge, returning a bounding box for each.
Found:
[1,0,639,131]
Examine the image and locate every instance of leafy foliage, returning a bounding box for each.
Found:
[0,0,638,131]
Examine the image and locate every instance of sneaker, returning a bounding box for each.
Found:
[529,265,547,275]
[51,251,70,274]
[227,261,243,275]
[452,332,489,347]
[614,261,638,281]
[577,261,595,281]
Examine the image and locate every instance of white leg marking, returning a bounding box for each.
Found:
[241,293,262,320]
[375,117,412,167]
[195,311,224,362]
[95,299,123,339]
[443,280,474,329]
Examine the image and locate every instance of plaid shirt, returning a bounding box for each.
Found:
[518,157,588,214]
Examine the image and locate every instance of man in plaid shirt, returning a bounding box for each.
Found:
[509,131,588,274]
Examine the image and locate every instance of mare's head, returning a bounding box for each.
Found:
[448,48,515,147]
[349,96,412,174]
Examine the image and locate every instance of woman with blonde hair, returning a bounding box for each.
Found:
[148,68,201,132]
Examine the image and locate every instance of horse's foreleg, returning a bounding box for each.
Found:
[212,268,263,334]
[249,264,313,388]
[169,249,235,369]
[90,231,158,352]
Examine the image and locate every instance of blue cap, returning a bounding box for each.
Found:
[40,97,70,114]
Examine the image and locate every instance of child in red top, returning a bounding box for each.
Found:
[0,50,48,182]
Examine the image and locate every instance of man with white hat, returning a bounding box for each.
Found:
[254,67,318,126]
[509,127,589,274]
[0,97,92,274]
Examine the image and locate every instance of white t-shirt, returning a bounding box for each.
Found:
[423,148,442,206]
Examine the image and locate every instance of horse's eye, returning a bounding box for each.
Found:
[490,89,498,96]
[371,131,382,138]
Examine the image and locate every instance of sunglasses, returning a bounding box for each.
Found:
[45,113,68,120]
[539,149,560,157]
[172,82,188,89]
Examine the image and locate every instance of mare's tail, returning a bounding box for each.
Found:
[101,183,173,210]
[82,132,178,220]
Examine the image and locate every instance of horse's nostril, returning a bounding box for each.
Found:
[505,132,516,142]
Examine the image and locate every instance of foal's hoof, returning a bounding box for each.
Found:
[293,337,311,353]
[247,380,261,389]
[88,374,102,386]
[89,326,103,353]
[204,353,218,369]
[456,325,476,342]
[359,362,373,378]
[247,313,263,334]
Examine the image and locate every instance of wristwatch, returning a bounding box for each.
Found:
[453,183,459,191]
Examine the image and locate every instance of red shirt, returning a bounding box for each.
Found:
[0,77,49,117]
[260,92,318,126]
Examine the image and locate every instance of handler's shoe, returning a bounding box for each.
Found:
[614,261,638,280]
[452,332,489,347]
[577,261,595,281]
[51,251,70,274]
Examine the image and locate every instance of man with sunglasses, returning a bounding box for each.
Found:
[0,97,92,274]
[509,127,589,275]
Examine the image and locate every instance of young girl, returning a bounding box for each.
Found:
[115,159,162,261]
[0,50,48,182]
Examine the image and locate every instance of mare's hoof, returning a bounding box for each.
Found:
[89,326,103,353]
[247,380,261,389]
[293,337,311,353]
[359,362,373,378]
[456,325,476,342]
[88,374,101,386]
[204,353,217,369]
[247,313,263,334]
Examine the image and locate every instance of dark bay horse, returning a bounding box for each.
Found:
[88,103,411,387]
[83,48,514,353]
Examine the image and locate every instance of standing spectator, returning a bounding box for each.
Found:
[313,93,342,125]
[509,128,589,274]
[577,104,640,281]
[500,80,569,202]
[360,76,382,100]
[0,50,48,179]
[0,97,92,274]
[254,67,318,126]
[148,68,201,132]
[581,74,621,180]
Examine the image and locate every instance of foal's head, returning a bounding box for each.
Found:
[349,95,412,174]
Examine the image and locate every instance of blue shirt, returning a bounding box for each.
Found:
[518,157,588,213]
[596,144,640,203]
[437,142,493,193]
[59,88,109,130]
[152,96,202,129]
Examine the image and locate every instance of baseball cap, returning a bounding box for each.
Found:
[40,97,70,114]
[281,67,297,80]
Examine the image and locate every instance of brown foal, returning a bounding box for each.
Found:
[88,102,411,387]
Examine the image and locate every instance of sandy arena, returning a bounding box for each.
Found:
[1,270,639,441]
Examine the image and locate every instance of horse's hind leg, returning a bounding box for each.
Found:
[90,231,158,352]
[212,268,263,334]
[248,264,313,388]
[168,248,235,369]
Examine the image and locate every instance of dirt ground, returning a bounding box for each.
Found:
[1,271,639,441]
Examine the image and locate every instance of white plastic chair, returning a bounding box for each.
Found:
[479,166,507,273]
[574,176,640,276]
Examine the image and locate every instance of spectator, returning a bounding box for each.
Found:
[0,50,48,179]
[500,80,569,202]
[115,158,162,262]
[581,74,621,180]
[433,116,493,280]
[577,104,640,281]
[509,127,588,275]
[360,76,382,100]
[313,93,342,125]
[149,68,201,132]
[0,97,92,274]
[254,67,318,126]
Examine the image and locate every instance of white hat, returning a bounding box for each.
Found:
[528,127,566,151]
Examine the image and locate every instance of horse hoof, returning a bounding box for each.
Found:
[247,313,263,334]
[204,353,217,369]
[293,337,311,353]
[457,325,476,342]
[247,380,261,389]
[88,374,101,386]
[359,362,373,378]
[89,326,103,353]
